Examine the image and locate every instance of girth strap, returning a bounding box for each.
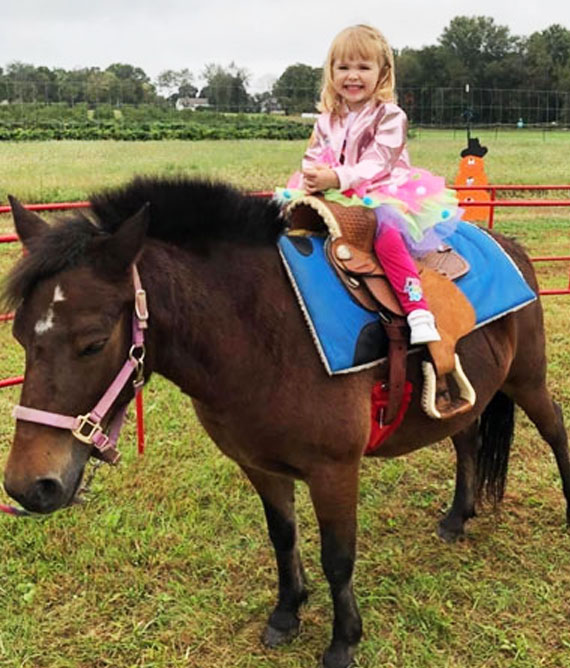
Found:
[379,315,409,425]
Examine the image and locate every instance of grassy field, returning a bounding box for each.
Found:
[0,131,570,668]
[0,128,570,203]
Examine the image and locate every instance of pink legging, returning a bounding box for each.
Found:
[373,224,429,314]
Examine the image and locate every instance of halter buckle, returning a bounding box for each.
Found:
[72,414,103,445]
[135,289,148,329]
[129,344,146,388]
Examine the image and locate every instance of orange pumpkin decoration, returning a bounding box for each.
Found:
[454,138,491,222]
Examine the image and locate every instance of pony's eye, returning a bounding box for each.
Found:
[79,340,108,357]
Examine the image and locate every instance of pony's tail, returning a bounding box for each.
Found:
[476,391,515,505]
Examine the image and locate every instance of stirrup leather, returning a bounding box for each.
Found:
[421,354,476,420]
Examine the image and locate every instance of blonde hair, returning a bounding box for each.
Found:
[318,24,396,116]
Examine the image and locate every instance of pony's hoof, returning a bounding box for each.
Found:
[437,521,466,543]
[262,622,299,648]
[320,644,356,668]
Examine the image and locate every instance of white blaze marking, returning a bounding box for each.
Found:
[53,285,66,302]
[34,306,55,334]
[34,285,65,335]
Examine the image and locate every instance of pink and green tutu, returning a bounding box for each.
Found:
[276,167,462,257]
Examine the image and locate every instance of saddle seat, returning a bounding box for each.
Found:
[285,195,477,421]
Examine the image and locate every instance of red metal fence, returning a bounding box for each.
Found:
[454,185,570,295]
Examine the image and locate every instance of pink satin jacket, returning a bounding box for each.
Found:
[302,102,411,195]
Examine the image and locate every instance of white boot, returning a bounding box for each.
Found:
[407,309,441,345]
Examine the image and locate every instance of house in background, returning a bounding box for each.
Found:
[176,97,209,111]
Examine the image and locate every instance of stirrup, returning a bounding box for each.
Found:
[421,354,476,420]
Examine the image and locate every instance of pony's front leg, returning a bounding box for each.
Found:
[240,465,308,647]
[309,463,362,668]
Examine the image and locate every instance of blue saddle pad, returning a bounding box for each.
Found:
[278,221,537,375]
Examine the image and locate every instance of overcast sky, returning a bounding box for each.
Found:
[2,0,569,91]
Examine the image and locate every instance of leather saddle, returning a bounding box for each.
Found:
[285,195,477,422]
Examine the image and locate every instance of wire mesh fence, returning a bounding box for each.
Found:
[1,82,569,128]
[400,87,570,127]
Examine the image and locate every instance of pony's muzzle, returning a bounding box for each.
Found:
[4,475,65,514]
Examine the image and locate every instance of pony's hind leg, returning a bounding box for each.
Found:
[241,465,308,647]
[308,462,362,668]
[438,420,479,542]
[508,385,570,524]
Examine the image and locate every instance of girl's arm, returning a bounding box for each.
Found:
[332,105,407,192]
[300,117,341,194]
[301,119,336,168]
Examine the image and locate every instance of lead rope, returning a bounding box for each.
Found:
[0,503,29,517]
[73,459,105,505]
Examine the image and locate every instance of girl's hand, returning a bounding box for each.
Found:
[303,166,340,194]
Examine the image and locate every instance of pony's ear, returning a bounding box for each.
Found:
[96,203,150,276]
[9,196,50,247]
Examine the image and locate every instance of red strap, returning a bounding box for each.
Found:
[365,381,413,454]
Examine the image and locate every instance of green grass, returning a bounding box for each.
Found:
[0,140,303,203]
[0,129,569,204]
[0,132,570,667]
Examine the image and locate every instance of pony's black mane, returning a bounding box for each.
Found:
[90,176,285,245]
[2,177,286,308]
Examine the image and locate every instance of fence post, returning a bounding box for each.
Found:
[488,187,496,229]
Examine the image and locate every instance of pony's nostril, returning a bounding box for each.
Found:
[35,477,62,499]
[30,477,65,513]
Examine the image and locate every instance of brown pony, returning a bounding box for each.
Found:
[3,177,569,668]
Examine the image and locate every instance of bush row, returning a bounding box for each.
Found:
[0,119,313,141]
[0,103,311,124]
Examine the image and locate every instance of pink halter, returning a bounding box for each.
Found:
[12,266,148,465]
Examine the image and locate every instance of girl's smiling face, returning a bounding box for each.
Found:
[332,57,381,111]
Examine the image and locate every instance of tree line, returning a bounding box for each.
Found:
[1,17,570,123]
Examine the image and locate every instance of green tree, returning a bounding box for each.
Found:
[85,69,120,105]
[272,63,321,114]
[4,62,49,102]
[438,16,518,87]
[56,68,90,105]
[104,63,153,104]
[396,46,451,89]
[200,62,251,112]
[522,24,570,123]
[525,24,570,90]
[395,16,523,124]
[156,69,198,103]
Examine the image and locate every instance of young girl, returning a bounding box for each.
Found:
[281,24,461,345]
